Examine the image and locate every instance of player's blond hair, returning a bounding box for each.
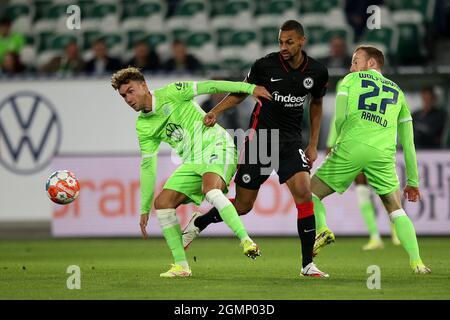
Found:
[111,67,145,90]
[354,45,385,69]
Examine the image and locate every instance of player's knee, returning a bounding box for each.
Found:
[235,200,255,215]
[296,190,312,202]
[154,195,171,210]
[202,185,223,195]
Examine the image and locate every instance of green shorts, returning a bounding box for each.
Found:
[314,141,399,195]
[163,143,237,205]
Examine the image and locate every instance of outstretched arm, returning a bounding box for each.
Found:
[398,120,420,201]
[139,154,158,239]
[334,91,348,137]
[196,80,256,96]
[305,97,323,166]
[203,92,249,127]
[199,80,272,127]
[137,135,160,239]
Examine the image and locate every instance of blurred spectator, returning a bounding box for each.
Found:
[0,51,25,76]
[125,41,160,72]
[412,87,448,149]
[0,17,25,64]
[85,39,122,75]
[320,35,352,68]
[40,41,85,74]
[167,0,183,17]
[436,0,450,38]
[344,0,384,41]
[163,39,202,73]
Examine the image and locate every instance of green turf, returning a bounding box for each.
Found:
[0,237,449,300]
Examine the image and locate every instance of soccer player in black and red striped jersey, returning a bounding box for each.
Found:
[183,20,329,277]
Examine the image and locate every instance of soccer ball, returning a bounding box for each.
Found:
[46,170,80,205]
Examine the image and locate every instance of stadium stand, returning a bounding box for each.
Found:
[0,0,447,76]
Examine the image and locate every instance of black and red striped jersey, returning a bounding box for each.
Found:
[246,51,329,142]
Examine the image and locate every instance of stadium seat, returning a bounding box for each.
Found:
[167,0,209,34]
[6,3,32,33]
[79,2,120,33]
[209,0,226,17]
[121,1,166,32]
[300,0,343,13]
[77,0,96,17]
[36,33,80,67]
[20,34,37,68]
[255,0,298,28]
[125,30,171,60]
[303,24,326,46]
[81,30,125,61]
[322,8,355,51]
[358,25,399,64]
[392,11,427,64]
[388,0,436,23]
[34,2,68,32]
[95,2,120,32]
[210,0,254,30]
[185,31,217,64]
[260,26,279,48]
[32,0,54,21]
[218,30,261,71]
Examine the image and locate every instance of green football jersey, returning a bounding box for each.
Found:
[326,80,341,148]
[136,80,256,214]
[335,69,412,155]
[136,81,254,163]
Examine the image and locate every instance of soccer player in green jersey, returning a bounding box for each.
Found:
[311,46,431,274]
[111,67,272,277]
[326,106,400,251]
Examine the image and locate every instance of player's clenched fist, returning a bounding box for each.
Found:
[403,186,421,202]
[140,213,149,239]
[203,112,217,127]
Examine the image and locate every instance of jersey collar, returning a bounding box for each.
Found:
[369,69,382,75]
[140,90,155,117]
[278,50,309,73]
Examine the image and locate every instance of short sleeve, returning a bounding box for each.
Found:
[139,138,160,157]
[246,58,263,85]
[398,92,412,124]
[335,73,358,100]
[164,81,197,101]
[310,66,329,99]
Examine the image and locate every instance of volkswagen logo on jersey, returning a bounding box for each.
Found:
[0,91,62,175]
[303,77,314,89]
[166,123,184,142]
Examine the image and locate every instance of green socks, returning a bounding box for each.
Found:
[157,209,187,264]
[312,194,328,232]
[390,209,421,263]
[355,185,379,239]
[206,189,249,240]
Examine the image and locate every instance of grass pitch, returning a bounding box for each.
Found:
[1,237,449,300]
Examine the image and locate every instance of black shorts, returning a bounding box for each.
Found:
[235,138,310,190]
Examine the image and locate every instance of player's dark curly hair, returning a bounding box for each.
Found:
[111,67,145,90]
[280,20,304,36]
